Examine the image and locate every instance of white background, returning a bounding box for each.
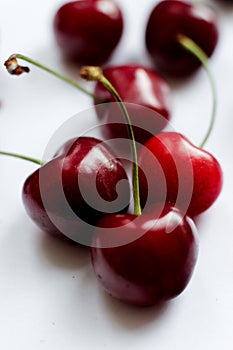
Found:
[0,0,233,349]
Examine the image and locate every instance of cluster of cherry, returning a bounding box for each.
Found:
[2,0,224,307]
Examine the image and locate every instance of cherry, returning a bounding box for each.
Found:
[91,205,198,306]
[22,137,130,243]
[94,64,171,144]
[53,0,124,66]
[145,0,219,77]
[138,132,223,217]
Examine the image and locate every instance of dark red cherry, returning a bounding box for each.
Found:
[138,132,223,217]
[91,205,198,306]
[22,137,130,244]
[53,0,123,66]
[145,0,218,77]
[94,64,171,144]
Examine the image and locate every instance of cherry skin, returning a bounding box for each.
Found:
[145,0,219,77]
[94,64,171,144]
[23,137,130,243]
[91,205,198,306]
[138,132,223,217]
[53,0,123,66]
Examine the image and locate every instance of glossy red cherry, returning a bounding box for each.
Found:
[53,0,123,66]
[23,137,130,243]
[145,0,218,77]
[91,205,198,306]
[94,64,171,144]
[138,132,223,217]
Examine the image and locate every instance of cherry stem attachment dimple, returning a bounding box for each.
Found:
[177,34,217,148]
[80,66,142,216]
[4,54,103,103]
[0,151,44,165]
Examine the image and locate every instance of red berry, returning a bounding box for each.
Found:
[138,132,223,217]
[145,0,218,77]
[94,64,171,144]
[54,0,123,66]
[23,137,130,243]
[91,205,198,306]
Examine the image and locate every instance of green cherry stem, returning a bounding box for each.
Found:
[177,34,217,148]
[4,53,103,103]
[80,66,142,216]
[0,151,44,165]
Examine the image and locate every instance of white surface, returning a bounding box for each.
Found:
[0,0,233,349]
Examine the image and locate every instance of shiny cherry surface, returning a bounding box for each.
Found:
[94,64,171,144]
[145,0,218,77]
[91,205,198,306]
[54,0,123,66]
[23,137,130,243]
[139,132,223,217]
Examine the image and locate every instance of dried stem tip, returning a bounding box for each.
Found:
[4,57,30,75]
[80,66,103,82]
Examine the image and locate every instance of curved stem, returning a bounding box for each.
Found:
[177,34,217,148]
[80,66,141,216]
[0,151,43,165]
[4,53,103,103]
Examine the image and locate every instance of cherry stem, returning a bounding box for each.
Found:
[4,54,103,103]
[0,151,44,165]
[177,34,217,148]
[80,66,142,216]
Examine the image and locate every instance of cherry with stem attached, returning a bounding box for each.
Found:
[81,66,199,307]
[93,64,172,144]
[145,0,219,77]
[139,35,223,217]
[0,137,130,244]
